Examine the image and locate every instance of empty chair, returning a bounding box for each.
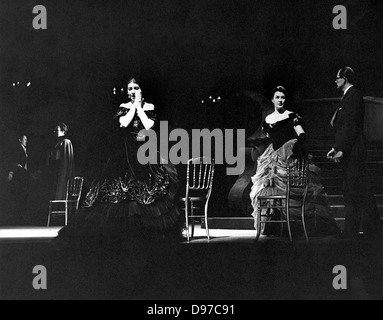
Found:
[47,177,84,227]
[255,158,309,242]
[180,157,215,241]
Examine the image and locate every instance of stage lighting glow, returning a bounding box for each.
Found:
[27,82,32,87]
[0,227,61,239]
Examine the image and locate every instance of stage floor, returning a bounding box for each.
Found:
[0,225,257,243]
[1,225,383,300]
[0,224,371,244]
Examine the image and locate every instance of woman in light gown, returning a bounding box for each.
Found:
[249,86,340,237]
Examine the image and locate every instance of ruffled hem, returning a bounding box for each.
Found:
[83,162,179,207]
[250,140,340,236]
[55,161,182,249]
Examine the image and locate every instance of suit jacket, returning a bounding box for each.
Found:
[9,143,28,195]
[332,87,365,154]
[10,143,28,173]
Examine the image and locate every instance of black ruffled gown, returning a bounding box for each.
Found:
[55,105,182,251]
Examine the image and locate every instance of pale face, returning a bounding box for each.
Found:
[127,82,142,102]
[272,91,286,111]
[54,126,65,138]
[19,136,27,148]
[335,76,346,90]
[335,69,347,90]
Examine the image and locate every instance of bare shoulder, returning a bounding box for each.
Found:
[265,113,274,123]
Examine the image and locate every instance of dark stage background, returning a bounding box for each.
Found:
[0,0,382,222]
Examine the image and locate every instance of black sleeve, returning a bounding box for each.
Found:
[262,121,270,134]
[145,110,157,123]
[144,109,158,129]
[114,106,129,119]
[292,114,307,157]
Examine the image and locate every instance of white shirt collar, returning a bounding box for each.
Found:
[20,144,27,156]
[343,85,354,96]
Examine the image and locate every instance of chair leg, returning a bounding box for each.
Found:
[191,218,195,238]
[286,199,293,242]
[255,201,262,241]
[184,200,190,241]
[47,214,51,227]
[268,208,275,237]
[190,201,195,238]
[301,199,309,242]
[65,203,68,226]
[205,206,210,240]
[47,203,52,227]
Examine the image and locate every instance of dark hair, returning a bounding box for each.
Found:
[127,77,144,101]
[57,122,68,135]
[16,133,27,140]
[127,78,143,92]
[271,86,287,99]
[337,66,356,84]
[127,78,140,86]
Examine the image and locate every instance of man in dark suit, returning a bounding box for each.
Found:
[327,67,380,239]
[7,134,29,224]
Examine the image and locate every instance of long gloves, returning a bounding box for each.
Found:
[292,133,307,158]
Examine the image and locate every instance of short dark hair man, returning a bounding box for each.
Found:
[327,67,380,239]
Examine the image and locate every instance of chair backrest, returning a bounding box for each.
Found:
[287,158,309,188]
[66,177,84,202]
[186,157,215,192]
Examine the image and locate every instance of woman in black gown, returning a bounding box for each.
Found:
[56,78,182,251]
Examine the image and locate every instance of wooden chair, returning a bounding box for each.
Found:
[255,158,309,242]
[47,177,84,227]
[180,157,215,241]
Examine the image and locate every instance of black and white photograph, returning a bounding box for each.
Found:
[0,0,383,302]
